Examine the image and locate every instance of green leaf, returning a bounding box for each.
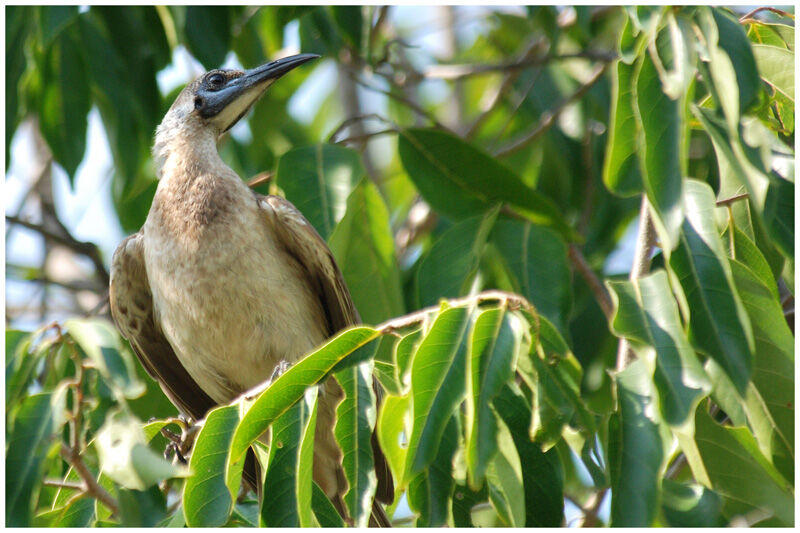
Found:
[38,6,79,45]
[65,318,145,400]
[397,128,576,240]
[334,363,377,527]
[276,144,365,240]
[35,497,95,527]
[494,384,564,526]
[661,478,724,527]
[522,317,594,447]
[407,414,458,527]
[260,387,318,527]
[752,44,794,102]
[635,37,684,250]
[229,326,379,467]
[490,218,572,333]
[5,330,40,406]
[95,411,187,491]
[747,21,794,50]
[119,486,167,527]
[6,392,66,527]
[394,329,422,395]
[607,270,710,426]
[603,58,643,196]
[465,308,523,488]
[693,404,794,526]
[668,180,754,392]
[376,393,410,489]
[328,179,405,324]
[38,27,90,181]
[485,416,525,526]
[183,405,241,527]
[404,306,471,480]
[6,7,32,165]
[330,6,363,50]
[312,481,345,527]
[416,207,499,308]
[723,222,779,300]
[763,176,794,259]
[609,359,666,526]
[711,8,762,115]
[184,6,231,69]
[730,260,794,482]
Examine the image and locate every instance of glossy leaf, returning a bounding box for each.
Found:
[607,270,710,425]
[636,33,684,250]
[416,207,498,308]
[490,218,572,333]
[118,486,167,527]
[65,318,145,400]
[494,383,564,526]
[661,478,724,527]
[407,414,458,527]
[723,223,779,300]
[376,393,410,489]
[328,179,405,324]
[276,144,365,240]
[183,405,241,527]
[184,6,231,69]
[95,411,187,491]
[5,330,39,406]
[229,326,379,468]
[609,359,666,526]
[6,392,66,526]
[485,416,525,526]
[710,7,762,115]
[38,27,90,181]
[730,260,794,482]
[404,306,471,480]
[693,405,793,526]
[603,58,643,196]
[763,176,794,259]
[669,180,754,392]
[260,387,318,527]
[334,363,377,527]
[752,44,794,102]
[311,481,345,527]
[465,308,522,488]
[397,128,576,240]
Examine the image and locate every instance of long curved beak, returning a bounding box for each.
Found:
[202,53,320,130]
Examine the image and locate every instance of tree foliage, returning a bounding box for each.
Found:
[5,5,795,527]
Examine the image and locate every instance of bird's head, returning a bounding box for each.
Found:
[153,53,318,170]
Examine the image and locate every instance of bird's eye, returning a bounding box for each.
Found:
[208,73,225,88]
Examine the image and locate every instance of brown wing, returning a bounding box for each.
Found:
[109,232,215,422]
[257,194,395,504]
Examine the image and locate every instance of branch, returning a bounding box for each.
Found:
[494,63,609,158]
[424,50,617,80]
[739,7,794,22]
[716,192,749,207]
[568,244,613,321]
[59,443,119,515]
[376,290,536,334]
[6,215,110,286]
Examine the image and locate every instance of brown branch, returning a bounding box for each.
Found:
[568,244,613,321]
[376,290,536,334]
[494,63,609,158]
[424,50,617,81]
[716,192,749,207]
[59,443,119,515]
[43,479,85,491]
[350,74,450,131]
[6,215,110,286]
[739,7,794,22]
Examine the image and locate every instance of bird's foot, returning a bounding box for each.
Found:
[270,360,293,384]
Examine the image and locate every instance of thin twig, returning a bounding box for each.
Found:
[424,50,617,80]
[568,244,614,321]
[739,7,794,22]
[350,74,450,131]
[716,192,749,207]
[494,63,609,158]
[6,215,110,285]
[376,290,535,334]
[43,479,86,491]
[59,443,119,515]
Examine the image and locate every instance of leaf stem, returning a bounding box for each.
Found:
[59,443,119,515]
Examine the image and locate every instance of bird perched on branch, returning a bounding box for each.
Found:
[109,54,392,526]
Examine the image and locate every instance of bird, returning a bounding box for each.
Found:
[108,53,393,526]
